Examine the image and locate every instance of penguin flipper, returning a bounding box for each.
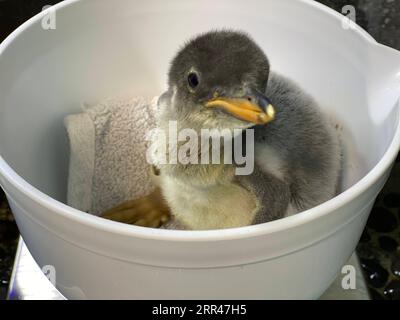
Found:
[237,164,290,224]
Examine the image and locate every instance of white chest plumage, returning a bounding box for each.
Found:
[160,174,258,230]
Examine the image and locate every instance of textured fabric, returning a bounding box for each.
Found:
[64,112,95,213]
[64,97,158,215]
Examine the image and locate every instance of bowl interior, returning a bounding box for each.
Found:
[0,0,398,207]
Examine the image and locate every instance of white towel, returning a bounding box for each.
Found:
[64,97,159,215]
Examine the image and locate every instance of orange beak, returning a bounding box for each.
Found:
[205,97,275,125]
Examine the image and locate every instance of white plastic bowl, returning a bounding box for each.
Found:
[1,0,400,299]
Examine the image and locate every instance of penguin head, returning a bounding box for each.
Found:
[160,30,275,130]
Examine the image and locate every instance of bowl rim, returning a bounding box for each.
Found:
[1,0,400,242]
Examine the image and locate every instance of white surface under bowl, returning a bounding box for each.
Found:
[1,0,400,299]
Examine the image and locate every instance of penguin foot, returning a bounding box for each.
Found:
[101,187,171,228]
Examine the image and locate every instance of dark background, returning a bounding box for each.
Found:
[0,0,400,300]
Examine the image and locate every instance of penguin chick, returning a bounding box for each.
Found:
[103,30,341,230]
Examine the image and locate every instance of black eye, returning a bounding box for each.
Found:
[187,72,199,89]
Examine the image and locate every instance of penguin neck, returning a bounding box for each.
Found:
[156,117,240,187]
